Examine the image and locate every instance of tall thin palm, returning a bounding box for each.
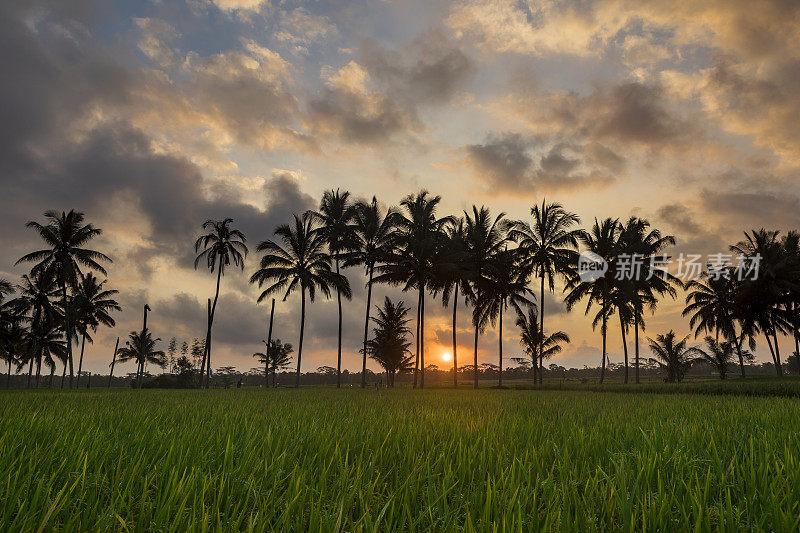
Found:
[509,200,582,384]
[647,330,694,382]
[373,191,451,389]
[463,206,507,389]
[343,197,396,388]
[479,248,535,386]
[565,218,620,384]
[10,272,60,387]
[116,329,166,379]
[16,210,110,388]
[250,213,350,388]
[310,190,358,388]
[194,218,247,387]
[72,273,120,386]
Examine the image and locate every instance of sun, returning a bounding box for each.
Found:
[441,351,452,362]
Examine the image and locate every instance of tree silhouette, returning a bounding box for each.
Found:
[250,213,350,388]
[194,218,247,388]
[366,297,414,387]
[310,190,358,388]
[116,329,166,381]
[509,200,581,384]
[253,338,293,387]
[72,273,119,387]
[691,336,743,380]
[647,330,694,382]
[514,306,569,381]
[344,196,396,388]
[17,210,110,388]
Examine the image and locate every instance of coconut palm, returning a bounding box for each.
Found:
[366,297,414,387]
[373,191,451,388]
[16,210,111,388]
[72,273,120,387]
[23,316,67,388]
[463,206,507,389]
[514,306,570,381]
[614,217,679,383]
[647,330,694,382]
[309,190,358,388]
[479,249,535,386]
[0,280,23,387]
[691,336,739,380]
[343,197,396,388]
[11,272,61,387]
[194,218,247,388]
[115,329,166,380]
[780,231,800,375]
[565,218,621,383]
[253,338,293,387]
[433,218,472,388]
[250,213,350,388]
[731,229,797,376]
[509,200,582,384]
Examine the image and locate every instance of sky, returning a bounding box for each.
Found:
[2,0,799,375]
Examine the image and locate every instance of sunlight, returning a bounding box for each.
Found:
[441,351,452,362]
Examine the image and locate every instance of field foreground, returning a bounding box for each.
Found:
[1,388,799,531]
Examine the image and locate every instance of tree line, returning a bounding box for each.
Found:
[2,194,800,389]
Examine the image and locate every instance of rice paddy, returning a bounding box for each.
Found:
[1,387,799,531]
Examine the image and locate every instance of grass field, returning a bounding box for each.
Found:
[1,388,799,531]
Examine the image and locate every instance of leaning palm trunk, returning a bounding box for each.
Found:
[295,286,306,388]
[539,273,545,384]
[413,288,421,388]
[634,312,640,384]
[335,256,343,388]
[420,288,426,389]
[361,266,373,388]
[498,301,504,387]
[266,298,275,385]
[473,286,481,389]
[27,354,34,389]
[619,312,629,384]
[77,334,86,388]
[772,329,783,377]
[452,288,458,388]
[108,337,119,387]
[6,361,10,389]
[600,292,607,384]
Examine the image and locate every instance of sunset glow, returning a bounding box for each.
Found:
[442,352,452,363]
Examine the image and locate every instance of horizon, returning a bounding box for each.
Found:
[2,0,799,376]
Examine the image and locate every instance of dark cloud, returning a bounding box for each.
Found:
[700,189,800,231]
[656,204,704,237]
[596,83,682,144]
[465,133,615,192]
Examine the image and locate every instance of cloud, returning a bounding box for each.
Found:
[465,133,615,193]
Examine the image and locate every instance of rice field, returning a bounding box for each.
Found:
[1,388,799,531]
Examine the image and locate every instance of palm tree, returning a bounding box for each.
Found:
[479,249,535,386]
[11,272,61,387]
[309,190,358,388]
[250,213,350,388]
[253,338,293,387]
[434,218,472,388]
[0,280,23,388]
[366,297,414,387]
[343,197,396,388]
[194,218,247,388]
[509,200,582,384]
[647,330,694,382]
[72,273,120,387]
[115,329,166,381]
[731,229,796,376]
[16,210,111,388]
[463,206,507,389]
[514,306,570,381]
[565,218,621,383]
[691,336,739,380]
[373,191,451,388]
[23,316,67,388]
[613,217,679,383]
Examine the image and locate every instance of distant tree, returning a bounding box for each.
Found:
[116,329,166,386]
[167,337,178,373]
[366,297,414,387]
[17,210,111,388]
[253,338,293,387]
[647,330,694,382]
[691,336,740,380]
[514,306,569,383]
[190,338,203,371]
[194,218,247,387]
[72,273,119,386]
[174,355,194,387]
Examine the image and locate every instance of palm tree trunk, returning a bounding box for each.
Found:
[764,330,778,373]
[735,331,746,379]
[413,287,421,388]
[27,354,33,389]
[420,287,426,389]
[600,291,607,384]
[620,312,629,384]
[634,312,640,384]
[295,286,306,388]
[49,366,54,388]
[335,256,342,389]
[498,300,503,387]
[452,287,458,388]
[199,299,211,388]
[206,268,223,389]
[61,283,74,389]
[35,356,41,388]
[772,329,783,377]
[6,360,10,389]
[361,265,373,388]
[108,337,119,388]
[539,273,545,385]
[266,298,275,385]
[77,334,86,388]
[61,359,66,388]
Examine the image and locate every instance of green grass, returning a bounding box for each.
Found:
[1,388,799,531]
